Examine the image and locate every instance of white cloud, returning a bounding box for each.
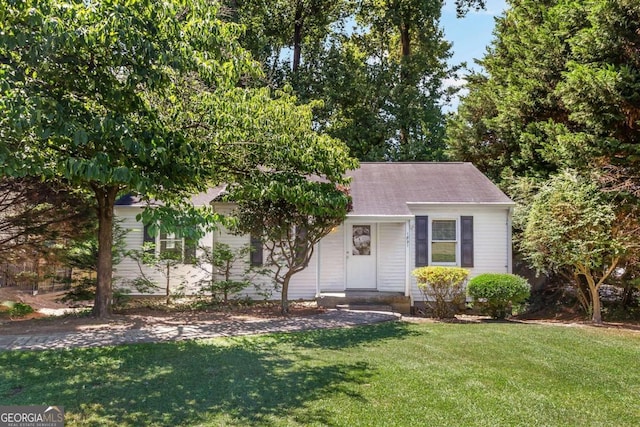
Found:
[442,77,468,89]
[443,0,508,17]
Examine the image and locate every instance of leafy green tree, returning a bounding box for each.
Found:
[229,0,474,161]
[0,0,253,317]
[447,0,640,315]
[194,243,253,304]
[226,0,348,79]
[229,182,352,314]
[127,241,194,305]
[220,90,356,314]
[0,177,93,262]
[306,0,455,161]
[519,171,631,324]
[448,0,640,187]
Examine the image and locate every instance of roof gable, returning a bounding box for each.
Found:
[347,162,513,216]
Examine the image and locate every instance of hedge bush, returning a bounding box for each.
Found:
[467,273,531,319]
[412,266,470,318]
[1,301,35,318]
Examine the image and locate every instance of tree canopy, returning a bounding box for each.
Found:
[447,0,640,320]
[520,171,629,323]
[0,0,354,317]
[227,0,469,161]
[221,89,356,314]
[0,178,93,263]
[447,0,640,186]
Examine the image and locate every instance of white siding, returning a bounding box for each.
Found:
[210,202,317,301]
[408,206,511,302]
[318,225,346,292]
[115,202,320,301]
[113,206,212,296]
[288,254,317,300]
[115,202,512,305]
[377,223,406,292]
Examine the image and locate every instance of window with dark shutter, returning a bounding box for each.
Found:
[143,224,155,253]
[250,235,263,266]
[184,239,197,265]
[461,216,474,267]
[415,216,429,267]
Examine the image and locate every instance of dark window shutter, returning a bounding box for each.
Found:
[159,231,168,253]
[250,235,263,266]
[143,224,155,253]
[184,239,197,264]
[415,216,429,267]
[461,216,474,268]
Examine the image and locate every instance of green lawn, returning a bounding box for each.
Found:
[1,321,638,426]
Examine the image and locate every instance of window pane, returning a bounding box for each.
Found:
[432,220,456,241]
[160,239,182,259]
[432,242,456,263]
[352,225,371,256]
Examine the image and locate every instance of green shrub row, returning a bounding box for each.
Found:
[412,267,531,319]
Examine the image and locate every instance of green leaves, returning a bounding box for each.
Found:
[229,0,454,161]
[448,0,640,184]
[0,0,253,194]
[467,273,531,319]
[520,171,621,275]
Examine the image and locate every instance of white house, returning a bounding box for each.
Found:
[114,162,514,312]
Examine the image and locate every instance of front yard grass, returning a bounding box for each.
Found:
[1,321,638,426]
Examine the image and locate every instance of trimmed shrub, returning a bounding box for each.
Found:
[467,273,531,319]
[1,301,35,318]
[412,266,470,318]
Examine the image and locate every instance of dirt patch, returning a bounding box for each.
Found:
[0,287,324,335]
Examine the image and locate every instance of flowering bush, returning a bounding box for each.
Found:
[412,266,469,318]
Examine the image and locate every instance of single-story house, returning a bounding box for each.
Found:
[114,162,514,311]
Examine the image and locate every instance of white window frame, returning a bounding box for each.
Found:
[157,231,196,264]
[430,218,458,266]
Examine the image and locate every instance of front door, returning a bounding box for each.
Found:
[346,224,377,289]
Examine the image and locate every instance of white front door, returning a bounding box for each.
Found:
[346,223,377,289]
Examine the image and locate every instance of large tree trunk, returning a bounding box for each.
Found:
[292,2,304,72]
[400,23,411,58]
[398,22,411,147]
[93,185,118,318]
[166,263,171,305]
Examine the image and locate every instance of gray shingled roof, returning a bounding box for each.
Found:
[115,186,226,207]
[116,163,512,215]
[347,162,513,216]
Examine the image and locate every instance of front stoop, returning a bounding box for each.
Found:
[318,291,411,315]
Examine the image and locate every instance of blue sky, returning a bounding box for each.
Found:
[440,0,508,110]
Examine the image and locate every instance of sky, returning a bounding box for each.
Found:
[439,0,508,110]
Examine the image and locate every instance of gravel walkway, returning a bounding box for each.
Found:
[0,310,400,352]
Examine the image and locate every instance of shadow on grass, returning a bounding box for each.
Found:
[0,323,416,426]
[267,320,419,350]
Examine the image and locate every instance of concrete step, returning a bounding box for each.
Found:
[336,304,394,312]
[318,292,411,314]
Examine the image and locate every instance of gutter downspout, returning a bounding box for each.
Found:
[507,207,513,273]
[315,242,321,297]
[405,219,411,297]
